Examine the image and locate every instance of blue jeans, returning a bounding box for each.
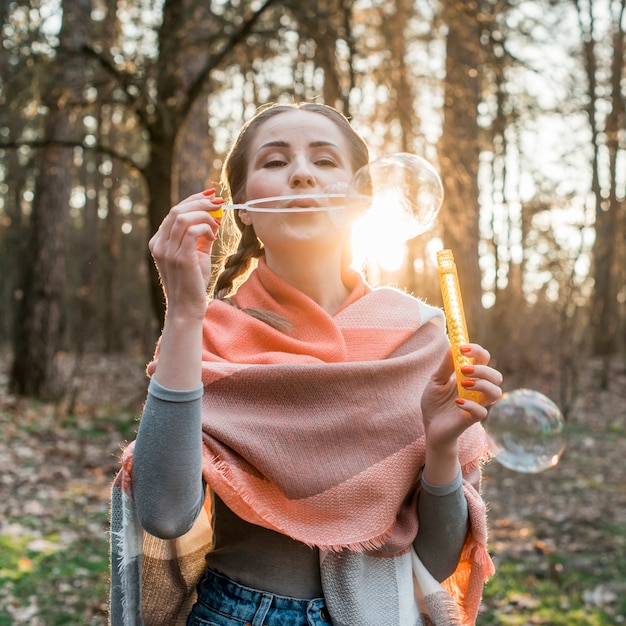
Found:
[187,569,333,626]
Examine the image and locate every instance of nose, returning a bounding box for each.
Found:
[289,159,316,188]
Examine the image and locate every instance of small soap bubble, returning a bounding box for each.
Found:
[484,389,566,473]
[351,153,444,238]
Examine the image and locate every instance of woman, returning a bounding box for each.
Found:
[110,102,502,626]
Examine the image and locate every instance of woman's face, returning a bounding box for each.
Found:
[239,110,355,256]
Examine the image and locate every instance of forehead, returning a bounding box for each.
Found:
[251,110,348,150]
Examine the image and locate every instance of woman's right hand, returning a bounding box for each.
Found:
[148,189,224,320]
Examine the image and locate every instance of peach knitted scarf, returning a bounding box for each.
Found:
[111,259,493,626]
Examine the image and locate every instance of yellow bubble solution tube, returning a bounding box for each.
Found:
[437,249,480,403]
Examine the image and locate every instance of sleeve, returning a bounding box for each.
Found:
[414,468,469,582]
[131,377,206,539]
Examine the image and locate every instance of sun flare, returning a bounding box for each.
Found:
[349,190,425,273]
[350,214,408,273]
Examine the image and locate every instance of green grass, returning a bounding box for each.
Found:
[3,528,624,626]
[60,406,139,442]
[0,527,109,625]
[0,396,137,624]
[480,547,626,625]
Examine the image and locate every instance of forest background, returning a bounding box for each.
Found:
[0,0,625,624]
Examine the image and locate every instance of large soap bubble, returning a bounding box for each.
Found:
[484,389,566,473]
[350,152,443,237]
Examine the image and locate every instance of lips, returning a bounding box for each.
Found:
[286,196,320,210]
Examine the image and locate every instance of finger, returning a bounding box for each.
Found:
[152,203,206,243]
[158,192,211,232]
[176,223,217,259]
[196,225,219,255]
[454,397,489,421]
[175,187,222,206]
[460,378,503,406]
[171,198,224,219]
[150,213,217,265]
[460,343,491,365]
[461,363,503,387]
[166,189,224,228]
[175,198,224,221]
[166,209,220,251]
[431,348,456,386]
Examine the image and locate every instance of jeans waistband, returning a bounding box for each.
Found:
[196,569,331,626]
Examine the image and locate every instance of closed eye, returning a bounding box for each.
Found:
[314,157,338,167]
[262,159,287,168]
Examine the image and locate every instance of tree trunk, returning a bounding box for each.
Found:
[0,149,26,343]
[145,133,176,328]
[438,0,483,340]
[573,0,624,383]
[590,4,623,363]
[10,0,93,399]
[11,115,72,397]
[103,157,123,353]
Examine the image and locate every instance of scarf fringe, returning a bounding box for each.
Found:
[111,486,143,626]
[209,457,401,554]
[461,538,495,578]
[422,591,464,626]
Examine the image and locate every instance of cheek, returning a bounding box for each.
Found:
[245,172,275,200]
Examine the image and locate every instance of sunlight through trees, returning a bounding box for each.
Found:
[0,0,624,399]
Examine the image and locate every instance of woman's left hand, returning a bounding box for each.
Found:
[421,343,503,453]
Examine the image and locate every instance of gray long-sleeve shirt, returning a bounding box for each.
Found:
[132,378,469,598]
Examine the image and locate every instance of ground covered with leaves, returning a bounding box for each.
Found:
[480,357,626,625]
[0,353,625,625]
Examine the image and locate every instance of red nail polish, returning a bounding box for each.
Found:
[460,344,472,352]
[455,398,466,406]
[211,197,224,204]
[461,379,475,388]
[202,188,216,196]
[460,365,475,375]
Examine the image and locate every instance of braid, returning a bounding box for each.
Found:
[213,224,263,301]
[212,223,293,333]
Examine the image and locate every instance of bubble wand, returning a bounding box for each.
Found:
[213,193,369,213]
[436,249,480,403]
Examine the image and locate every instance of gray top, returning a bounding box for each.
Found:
[132,378,469,598]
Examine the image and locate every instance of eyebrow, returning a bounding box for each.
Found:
[255,140,341,153]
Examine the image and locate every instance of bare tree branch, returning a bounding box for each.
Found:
[0,139,146,176]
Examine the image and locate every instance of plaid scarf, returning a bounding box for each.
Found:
[110,259,494,625]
